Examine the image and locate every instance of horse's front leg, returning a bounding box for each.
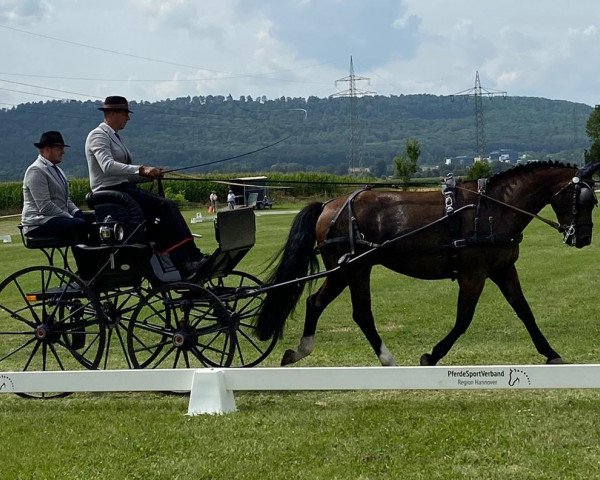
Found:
[420,274,486,366]
[281,274,346,366]
[489,264,563,364]
[348,267,397,366]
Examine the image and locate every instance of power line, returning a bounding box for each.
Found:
[0,71,334,87]
[0,24,338,84]
[0,78,100,99]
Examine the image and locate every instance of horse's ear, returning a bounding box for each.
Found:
[576,162,600,179]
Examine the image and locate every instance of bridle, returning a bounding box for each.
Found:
[555,176,597,243]
[454,175,597,242]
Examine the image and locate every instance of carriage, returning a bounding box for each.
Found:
[1,161,599,399]
[0,189,278,397]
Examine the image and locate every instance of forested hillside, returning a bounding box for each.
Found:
[0,94,592,181]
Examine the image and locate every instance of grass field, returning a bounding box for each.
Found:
[1,204,600,479]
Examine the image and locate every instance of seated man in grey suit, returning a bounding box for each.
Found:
[85,96,205,277]
[21,131,89,242]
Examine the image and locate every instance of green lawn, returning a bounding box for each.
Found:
[0,205,600,479]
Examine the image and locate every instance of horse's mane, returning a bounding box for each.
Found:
[484,160,576,187]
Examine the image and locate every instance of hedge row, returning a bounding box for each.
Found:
[0,172,372,213]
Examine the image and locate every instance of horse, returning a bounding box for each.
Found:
[255,161,600,367]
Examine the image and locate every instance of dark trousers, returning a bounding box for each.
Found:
[27,216,90,243]
[102,183,202,261]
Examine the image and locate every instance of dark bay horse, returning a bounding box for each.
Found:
[255,161,600,366]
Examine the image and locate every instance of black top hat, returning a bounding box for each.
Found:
[98,96,133,113]
[34,131,70,148]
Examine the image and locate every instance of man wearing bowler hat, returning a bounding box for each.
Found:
[85,96,205,277]
[22,131,89,241]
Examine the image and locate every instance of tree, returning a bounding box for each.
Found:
[394,138,421,182]
[466,161,492,180]
[585,105,600,163]
[372,159,387,177]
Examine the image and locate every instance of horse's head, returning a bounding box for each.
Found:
[551,162,600,248]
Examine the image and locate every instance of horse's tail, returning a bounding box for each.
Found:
[255,202,323,341]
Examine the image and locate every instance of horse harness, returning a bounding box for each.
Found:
[317,172,596,276]
[319,186,380,256]
[442,174,523,250]
[319,181,522,254]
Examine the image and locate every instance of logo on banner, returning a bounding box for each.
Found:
[448,368,532,387]
[508,368,531,386]
[0,374,14,392]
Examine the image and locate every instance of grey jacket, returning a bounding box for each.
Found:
[85,122,141,191]
[21,155,80,232]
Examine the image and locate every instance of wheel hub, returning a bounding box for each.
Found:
[172,333,185,347]
[172,326,198,350]
[34,324,50,341]
[101,301,122,328]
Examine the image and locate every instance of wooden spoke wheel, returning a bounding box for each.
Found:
[0,266,105,398]
[127,282,235,369]
[205,271,277,367]
[94,280,152,370]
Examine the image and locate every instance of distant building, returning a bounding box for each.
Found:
[489,148,520,163]
[348,167,371,175]
[445,155,475,166]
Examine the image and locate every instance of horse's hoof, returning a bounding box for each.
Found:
[281,349,296,366]
[546,357,565,365]
[420,353,435,366]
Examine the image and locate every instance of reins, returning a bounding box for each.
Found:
[453,184,564,232]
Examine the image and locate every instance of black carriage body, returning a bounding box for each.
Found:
[75,190,257,290]
[72,190,151,290]
[4,188,273,380]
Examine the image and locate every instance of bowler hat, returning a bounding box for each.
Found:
[34,131,70,148]
[98,96,133,113]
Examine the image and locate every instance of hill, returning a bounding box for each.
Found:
[0,94,592,181]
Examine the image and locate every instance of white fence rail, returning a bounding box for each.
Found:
[2,365,600,415]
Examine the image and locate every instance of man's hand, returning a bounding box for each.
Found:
[139,166,164,179]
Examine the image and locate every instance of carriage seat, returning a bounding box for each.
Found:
[18,224,74,249]
[18,224,75,268]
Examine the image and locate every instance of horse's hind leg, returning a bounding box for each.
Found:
[348,268,397,366]
[421,275,485,366]
[281,274,347,366]
[490,264,562,364]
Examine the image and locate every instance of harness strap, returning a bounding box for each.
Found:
[451,233,523,249]
[454,184,563,232]
[321,186,372,254]
[442,173,456,215]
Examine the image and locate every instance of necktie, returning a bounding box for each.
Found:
[52,165,66,187]
[51,165,69,204]
[114,132,131,164]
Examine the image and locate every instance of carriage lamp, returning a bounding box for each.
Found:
[98,216,125,245]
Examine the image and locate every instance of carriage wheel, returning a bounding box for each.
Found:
[95,281,152,370]
[205,271,277,367]
[0,266,105,398]
[127,282,235,369]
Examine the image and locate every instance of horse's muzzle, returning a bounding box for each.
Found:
[564,223,593,248]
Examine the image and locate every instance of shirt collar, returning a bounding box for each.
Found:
[38,155,56,168]
[102,121,119,136]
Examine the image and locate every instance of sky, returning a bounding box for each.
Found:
[0,0,599,108]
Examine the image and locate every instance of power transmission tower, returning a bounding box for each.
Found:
[331,56,375,173]
[452,71,507,160]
